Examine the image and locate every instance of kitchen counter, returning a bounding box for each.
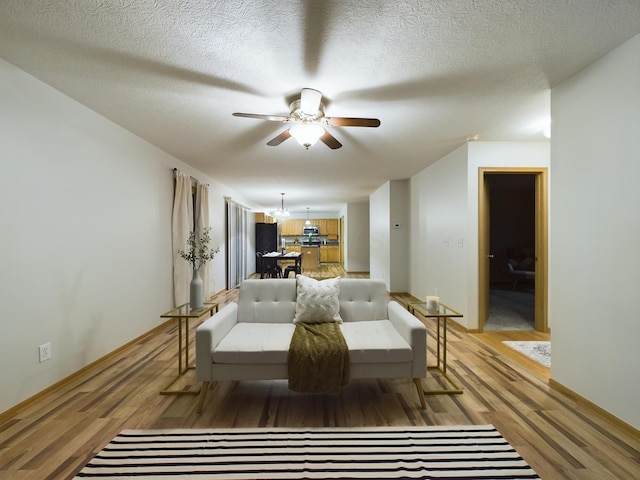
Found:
[287,241,339,247]
[285,244,339,265]
[301,245,319,271]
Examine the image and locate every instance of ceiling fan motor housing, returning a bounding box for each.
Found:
[289,99,325,123]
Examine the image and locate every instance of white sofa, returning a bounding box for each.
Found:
[195,278,427,412]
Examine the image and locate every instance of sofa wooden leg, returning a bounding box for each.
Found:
[196,381,210,414]
[413,378,426,409]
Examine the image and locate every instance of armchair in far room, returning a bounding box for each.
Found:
[506,258,535,289]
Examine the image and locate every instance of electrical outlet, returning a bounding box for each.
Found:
[39,342,51,363]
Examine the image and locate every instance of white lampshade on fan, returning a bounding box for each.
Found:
[290,123,324,149]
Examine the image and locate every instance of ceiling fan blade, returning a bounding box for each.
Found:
[266,129,291,146]
[319,130,342,149]
[325,117,381,127]
[233,112,289,122]
[300,88,322,116]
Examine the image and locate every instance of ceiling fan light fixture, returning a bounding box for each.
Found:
[234,88,378,150]
[290,123,325,149]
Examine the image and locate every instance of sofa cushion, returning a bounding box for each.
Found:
[237,278,297,323]
[212,323,295,364]
[340,320,413,363]
[338,279,388,322]
[212,320,412,366]
[293,275,342,324]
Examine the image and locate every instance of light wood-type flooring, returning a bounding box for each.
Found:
[1,266,638,479]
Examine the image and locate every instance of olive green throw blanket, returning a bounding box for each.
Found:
[288,322,350,394]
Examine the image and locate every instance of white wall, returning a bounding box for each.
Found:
[0,59,252,413]
[341,202,370,272]
[370,180,409,291]
[408,142,549,329]
[369,183,390,286]
[389,180,409,292]
[410,145,469,317]
[550,33,640,429]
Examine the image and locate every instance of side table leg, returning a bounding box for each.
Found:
[178,317,183,374]
[184,317,190,375]
[442,317,447,375]
[161,316,200,395]
[424,316,463,395]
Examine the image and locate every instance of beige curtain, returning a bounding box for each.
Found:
[195,182,212,300]
[172,171,193,307]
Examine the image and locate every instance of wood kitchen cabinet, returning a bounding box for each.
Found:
[320,245,340,263]
[279,218,338,237]
[282,219,305,235]
[314,219,327,234]
[255,212,276,224]
[282,219,303,235]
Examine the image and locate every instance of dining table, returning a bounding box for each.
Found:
[259,251,302,278]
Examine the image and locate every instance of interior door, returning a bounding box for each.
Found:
[533,172,549,332]
[478,168,549,333]
[478,174,491,330]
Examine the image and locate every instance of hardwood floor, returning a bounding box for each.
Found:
[1,266,638,479]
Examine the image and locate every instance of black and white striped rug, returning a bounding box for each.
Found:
[75,425,540,479]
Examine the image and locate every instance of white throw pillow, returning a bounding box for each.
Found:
[293,275,342,323]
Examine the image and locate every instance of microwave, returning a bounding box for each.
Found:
[303,225,319,235]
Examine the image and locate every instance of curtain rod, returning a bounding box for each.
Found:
[173,168,208,186]
[224,195,253,211]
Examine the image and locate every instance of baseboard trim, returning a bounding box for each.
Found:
[548,378,639,439]
[450,319,471,332]
[0,319,173,423]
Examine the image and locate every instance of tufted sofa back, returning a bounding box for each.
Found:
[338,279,388,322]
[236,277,389,323]
[237,279,297,323]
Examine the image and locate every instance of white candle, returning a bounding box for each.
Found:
[426,295,440,312]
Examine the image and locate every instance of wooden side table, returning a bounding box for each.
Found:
[408,301,464,395]
[159,302,218,395]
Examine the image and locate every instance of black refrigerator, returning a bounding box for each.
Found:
[255,222,278,253]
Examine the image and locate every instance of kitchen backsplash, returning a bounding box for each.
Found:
[281,235,339,245]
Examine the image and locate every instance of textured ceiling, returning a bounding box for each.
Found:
[2,1,639,213]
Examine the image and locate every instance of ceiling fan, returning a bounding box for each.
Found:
[232,88,380,149]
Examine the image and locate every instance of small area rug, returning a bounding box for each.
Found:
[74,425,540,479]
[503,341,551,368]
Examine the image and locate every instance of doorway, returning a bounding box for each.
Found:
[478,168,548,333]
